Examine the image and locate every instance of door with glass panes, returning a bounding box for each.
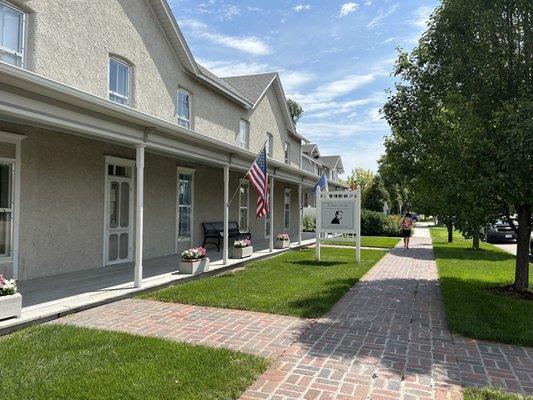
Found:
[105,160,134,265]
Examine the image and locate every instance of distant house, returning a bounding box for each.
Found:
[0,0,351,284]
[319,155,345,189]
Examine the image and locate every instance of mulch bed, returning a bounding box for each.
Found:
[489,285,533,301]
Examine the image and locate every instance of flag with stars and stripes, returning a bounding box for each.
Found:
[246,145,269,219]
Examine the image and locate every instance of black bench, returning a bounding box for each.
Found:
[202,220,251,251]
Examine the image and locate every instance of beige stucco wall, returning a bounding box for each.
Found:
[0,121,301,280]
[247,86,301,168]
[0,143,16,158]
[17,0,301,166]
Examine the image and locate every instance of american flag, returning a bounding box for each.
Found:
[246,145,269,219]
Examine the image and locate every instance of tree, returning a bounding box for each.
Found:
[287,99,304,125]
[343,168,375,195]
[382,0,532,289]
[363,176,390,212]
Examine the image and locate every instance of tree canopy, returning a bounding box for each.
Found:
[381,0,532,290]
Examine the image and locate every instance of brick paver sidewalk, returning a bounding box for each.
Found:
[241,226,533,400]
[56,300,311,359]
[56,225,533,399]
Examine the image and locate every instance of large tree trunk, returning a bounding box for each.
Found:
[447,220,453,243]
[514,205,531,292]
[472,231,480,250]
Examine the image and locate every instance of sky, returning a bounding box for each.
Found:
[169,0,439,174]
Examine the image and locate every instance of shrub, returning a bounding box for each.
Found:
[302,215,316,232]
[361,210,402,237]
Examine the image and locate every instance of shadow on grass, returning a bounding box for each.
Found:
[288,260,350,267]
[287,278,358,318]
[433,247,517,262]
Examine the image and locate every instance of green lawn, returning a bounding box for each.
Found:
[464,388,533,400]
[322,235,401,249]
[0,325,268,400]
[431,228,533,347]
[140,247,385,318]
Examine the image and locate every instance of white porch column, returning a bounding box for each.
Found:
[269,176,274,252]
[223,165,229,264]
[134,144,145,288]
[298,183,302,245]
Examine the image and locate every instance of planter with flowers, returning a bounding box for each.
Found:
[0,274,21,320]
[275,233,290,249]
[232,239,253,259]
[180,247,209,275]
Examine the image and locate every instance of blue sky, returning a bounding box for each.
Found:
[169,0,438,174]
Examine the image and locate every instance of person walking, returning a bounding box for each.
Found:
[401,212,414,249]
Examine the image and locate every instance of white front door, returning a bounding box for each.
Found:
[104,159,134,265]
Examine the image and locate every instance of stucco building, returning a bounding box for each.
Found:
[0,0,347,284]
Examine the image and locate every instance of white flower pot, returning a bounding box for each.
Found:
[180,257,210,275]
[233,246,253,259]
[275,239,290,249]
[0,293,22,320]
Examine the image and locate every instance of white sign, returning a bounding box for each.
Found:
[315,189,361,263]
[321,200,356,232]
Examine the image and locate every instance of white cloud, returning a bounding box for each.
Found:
[179,19,271,55]
[294,4,311,12]
[339,2,359,17]
[279,71,315,92]
[317,73,377,98]
[411,6,432,29]
[367,3,399,28]
[216,4,241,21]
[364,0,372,5]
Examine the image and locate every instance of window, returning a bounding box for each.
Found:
[108,57,131,105]
[239,119,250,149]
[284,142,290,164]
[266,133,273,157]
[239,181,249,229]
[264,192,271,239]
[284,188,291,231]
[0,1,25,67]
[177,89,191,129]
[177,169,194,242]
[0,161,13,259]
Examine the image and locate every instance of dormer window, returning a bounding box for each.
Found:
[0,1,25,67]
[266,133,273,157]
[284,142,290,164]
[108,57,131,105]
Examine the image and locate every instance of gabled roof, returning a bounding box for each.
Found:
[223,73,277,105]
[320,155,344,173]
[223,73,306,141]
[302,143,321,158]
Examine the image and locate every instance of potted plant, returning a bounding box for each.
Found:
[0,274,21,320]
[275,233,290,249]
[233,239,253,259]
[180,247,209,275]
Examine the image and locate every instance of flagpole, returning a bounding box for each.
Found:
[227,139,269,207]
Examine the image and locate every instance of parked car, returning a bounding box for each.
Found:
[485,221,517,243]
[410,213,419,222]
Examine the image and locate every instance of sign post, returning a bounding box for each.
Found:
[316,187,361,263]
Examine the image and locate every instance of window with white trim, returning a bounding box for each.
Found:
[0,160,13,259]
[264,194,271,239]
[239,119,250,149]
[266,133,273,157]
[177,170,194,242]
[177,89,191,128]
[284,188,291,231]
[284,142,290,164]
[108,57,131,105]
[0,1,25,67]
[239,181,249,230]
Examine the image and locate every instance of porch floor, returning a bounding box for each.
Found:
[1,234,316,334]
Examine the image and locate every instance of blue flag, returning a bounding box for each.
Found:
[311,173,328,195]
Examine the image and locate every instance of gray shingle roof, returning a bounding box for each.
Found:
[320,155,342,171]
[197,64,250,102]
[222,73,277,105]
